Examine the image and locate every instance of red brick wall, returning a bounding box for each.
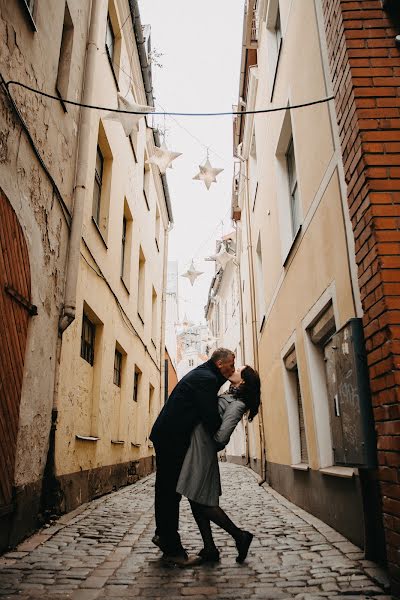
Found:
[322,0,400,595]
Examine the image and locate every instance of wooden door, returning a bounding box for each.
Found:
[0,189,34,516]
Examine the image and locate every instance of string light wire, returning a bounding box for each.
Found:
[5,79,334,117]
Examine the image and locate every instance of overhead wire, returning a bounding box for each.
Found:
[4,79,334,117]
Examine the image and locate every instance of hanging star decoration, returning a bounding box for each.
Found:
[193,157,224,190]
[207,242,235,270]
[181,260,203,286]
[146,141,182,174]
[104,93,154,136]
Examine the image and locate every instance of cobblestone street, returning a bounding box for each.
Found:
[0,464,391,600]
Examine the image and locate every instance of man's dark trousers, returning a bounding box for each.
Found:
[154,441,188,555]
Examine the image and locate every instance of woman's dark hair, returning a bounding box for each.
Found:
[231,366,261,421]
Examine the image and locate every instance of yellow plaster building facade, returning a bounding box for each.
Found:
[53,0,172,512]
[233,0,376,548]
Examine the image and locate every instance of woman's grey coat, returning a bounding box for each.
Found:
[176,393,246,506]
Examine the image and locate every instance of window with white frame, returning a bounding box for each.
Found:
[275,109,302,263]
[286,138,301,238]
[282,345,309,466]
[303,300,337,468]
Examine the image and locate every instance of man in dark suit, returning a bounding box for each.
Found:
[150,348,235,566]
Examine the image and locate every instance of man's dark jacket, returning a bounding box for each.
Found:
[150,359,226,450]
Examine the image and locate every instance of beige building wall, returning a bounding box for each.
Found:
[205,235,262,467]
[54,0,171,511]
[234,0,365,544]
[0,0,90,547]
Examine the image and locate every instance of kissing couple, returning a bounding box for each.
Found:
[150,348,261,567]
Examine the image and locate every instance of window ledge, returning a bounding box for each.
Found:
[283,224,302,268]
[291,463,309,471]
[91,217,108,249]
[76,435,99,442]
[320,466,357,479]
[111,439,125,445]
[131,442,141,448]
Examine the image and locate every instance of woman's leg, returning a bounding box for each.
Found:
[189,500,218,555]
[191,502,253,563]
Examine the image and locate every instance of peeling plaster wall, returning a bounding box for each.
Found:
[0,0,90,529]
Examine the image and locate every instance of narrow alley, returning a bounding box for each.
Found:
[0,464,390,600]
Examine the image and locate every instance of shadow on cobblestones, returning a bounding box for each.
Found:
[0,463,392,600]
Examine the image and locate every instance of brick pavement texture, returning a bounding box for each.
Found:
[0,463,392,600]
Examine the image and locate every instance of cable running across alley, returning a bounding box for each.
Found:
[4,79,335,117]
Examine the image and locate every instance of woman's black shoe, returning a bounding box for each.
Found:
[235,531,253,563]
[198,547,220,562]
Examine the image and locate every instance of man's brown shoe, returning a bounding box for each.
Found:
[162,553,203,567]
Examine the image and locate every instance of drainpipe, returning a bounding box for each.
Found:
[234,223,249,464]
[243,159,267,484]
[59,0,103,332]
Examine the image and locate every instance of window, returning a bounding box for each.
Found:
[56,2,74,106]
[286,138,301,238]
[113,348,122,387]
[143,163,150,211]
[137,248,146,323]
[275,109,302,263]
[120,200,133,288]
[148,384,155,443]
[121,217,127,278]
[188,359,194,367]
[283,346,309,466]
[133,366,141,402]
[81,313,95,366]
[266,0,283,99]
[249,130,258,211]
[21,0,37,28]
[155,205,160,251]
[105,15,115,64]
[255,234,265,326]
[151,287,158,347]
[275,6,282,53]
[92,122,113,242]
[92,145,103,226]
[304,298,337,468]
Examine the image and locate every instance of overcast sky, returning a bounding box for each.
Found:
[139,0,244,324]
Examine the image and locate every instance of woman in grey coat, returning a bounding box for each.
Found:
[176,365,261,563]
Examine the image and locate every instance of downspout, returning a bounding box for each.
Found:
[234,223,249,463]
[59,0,103,332]
[243,159,267,484]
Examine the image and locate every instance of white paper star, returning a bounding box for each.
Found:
[181,261,203,286]
[146,142,182,174]
[104,93,154,136]
[193,159,224,190]
[207,244,235,270]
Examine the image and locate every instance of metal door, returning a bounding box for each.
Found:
[0,189,34,516]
